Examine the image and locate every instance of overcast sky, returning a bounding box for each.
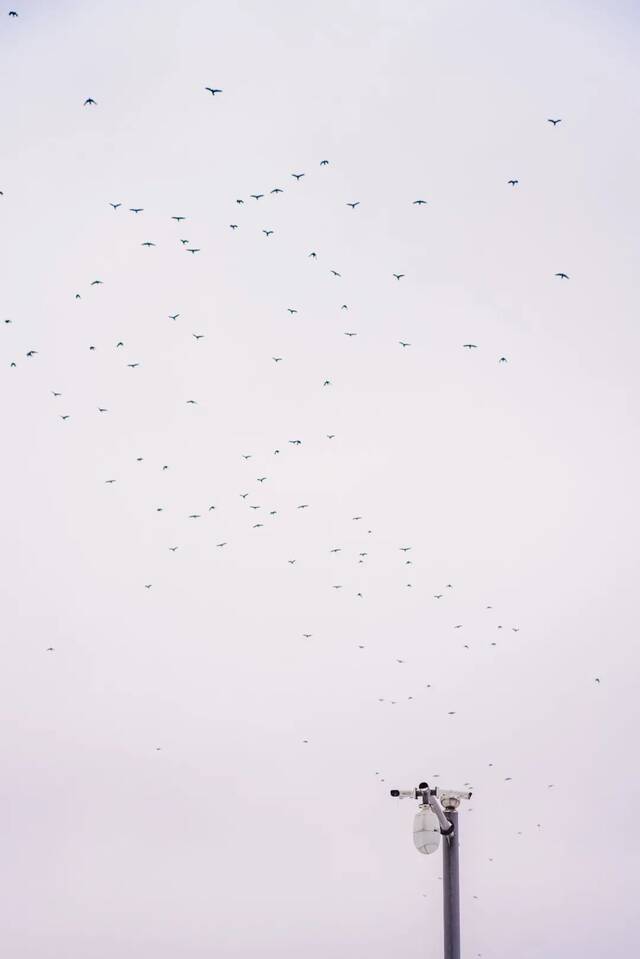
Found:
[1,1,640,957]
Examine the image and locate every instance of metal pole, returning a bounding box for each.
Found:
[442,809,460,959]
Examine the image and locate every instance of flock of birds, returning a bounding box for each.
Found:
[3,20,606,952]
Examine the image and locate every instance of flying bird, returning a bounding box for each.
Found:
[399,341,411,348]
[393,273,405,280]
[555,272,569,279]
[250,194,264,200]
[84,98,97,106]
[129,207,143,213]
[320,160,329,165]
[205,87,223,95]
[172,215,186,222]
[413,199,427,205]
[346,202,360,209]
[507,179,519,186]
[547,118,562,125]
[271,188,283,194]
[263,229,274,237]
[141,241,156,247]
[109,203,121,210]
[168,314,180,321]
[463,343,478,349]
[291,173,305,180]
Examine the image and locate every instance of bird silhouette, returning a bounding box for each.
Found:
[399,341,411,348]
[129,208,144,213]
[271,188,283,194]
[263,229,274,237]
[393,273,405,280]
[320,160,329,165]
[463,343,478,349]
[413,199,427,205]
[555,272,569,279]
[84,98,97,106]
[172,215,186,222]
[168,314,180,321]
[141,241,156,247]
[205,87,223,95]
[346,202,360,209]
[547,118,562,125]
[291,173,305,180]
[250,194,264,200]
[109,202,121,210]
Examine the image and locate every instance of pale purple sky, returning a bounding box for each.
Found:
[1,1,640,957]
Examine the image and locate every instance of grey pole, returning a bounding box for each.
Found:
[442,809,460,959]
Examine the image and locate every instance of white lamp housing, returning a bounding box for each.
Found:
[413,805,441,855]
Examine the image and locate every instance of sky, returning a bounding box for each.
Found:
[1,1,640,956]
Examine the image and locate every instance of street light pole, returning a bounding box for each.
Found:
[442,807,460,959]
[389,783,470,959]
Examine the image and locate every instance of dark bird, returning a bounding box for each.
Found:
[330,270,341,277]
[168,314,180,321]
[309,252,317,258]
[51,391,61,397]
[172,215,186,222]
[263,229,274,237]
[105,479,116,484]
[98,407,108,413]
[129,207,144,213]
[271,188,283,194]
[180,238,189,244]
[344,332,357,337]
[463,343,478,349]
[322,379,331,386]
[46,647,55,652]
[109,203,122,210]
[188,514,201,519]
[288,308,298,314]
[508,179,519,186]
[399,341,411,347]
[555,272,569,279]
[145,584,152,589]
[250,194,264,200]
[60,414,70,420]
[393,273,405,281]
[8,10,19,15]
[399,546,411,552]
[320,160,329,165]
[186,399,197,404]
[141,241,156,247]
[169,546,178,552]
[205,87,223,95]
[236,199,244,204]
[289,439,302,445]
[595,677,600,684]
[186,248,200,254]
[84,98,97,106]
[272,356,283,362]
[192,333,204,340]
[127,363,140,368]
[90,279,103,285]
[547,118,562,125]
[499,356,508,363]
[434,594,443,599]
[413,199,427,205]
[327,434,335,439]
[26,350,38,357]
[230,224,238,229]
[253,523,264,528]
[216,542,227,547]
[297,504,309,509]
[346,201,360,209]
[291,173,305,180]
